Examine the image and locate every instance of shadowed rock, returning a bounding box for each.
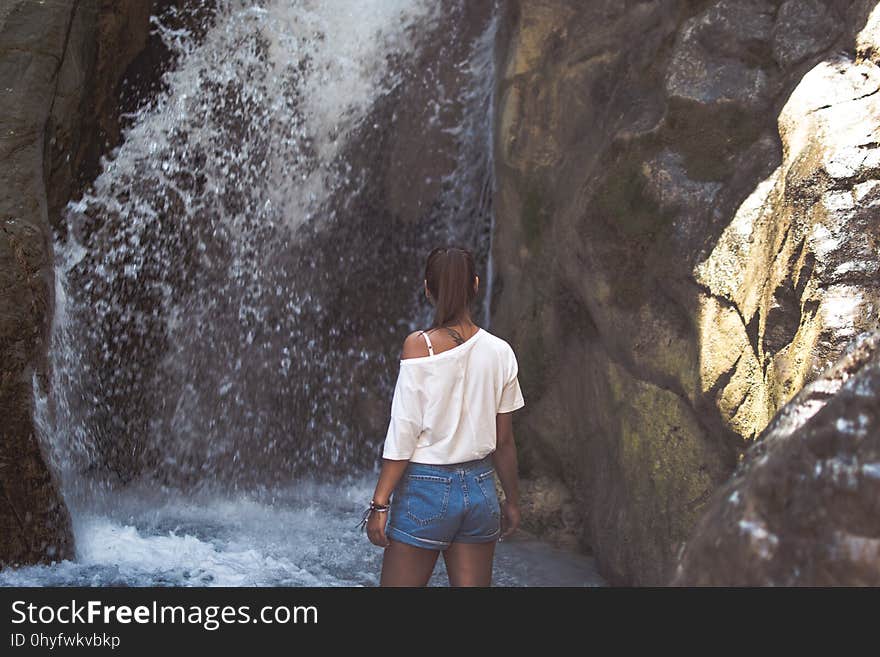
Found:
[0,0,151,567]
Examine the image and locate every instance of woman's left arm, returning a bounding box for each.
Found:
[366,458,409,547]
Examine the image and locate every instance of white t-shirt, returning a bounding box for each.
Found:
[381,327,525,464]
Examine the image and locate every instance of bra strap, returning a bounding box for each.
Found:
[419,330,434,356]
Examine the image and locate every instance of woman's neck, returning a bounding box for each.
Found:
[440,313,474,328]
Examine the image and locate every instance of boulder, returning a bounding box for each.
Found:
[672,331,880,586]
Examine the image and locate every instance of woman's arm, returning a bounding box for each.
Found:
[371,458,409,506]
[366,458,409,547]
[367,332,428,547]
[492,411,520,539]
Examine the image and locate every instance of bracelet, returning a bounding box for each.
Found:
[356,500,391,531]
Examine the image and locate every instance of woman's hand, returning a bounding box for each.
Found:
[367,509,391,548]
[368,459,409,547]
[500,499,521,540]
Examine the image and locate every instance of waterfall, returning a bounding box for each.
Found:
[38,0,500,503]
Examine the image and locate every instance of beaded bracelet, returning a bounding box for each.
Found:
[356,500,391,531]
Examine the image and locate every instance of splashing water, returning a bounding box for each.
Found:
[45,0,461,492]
[0,477,603,587]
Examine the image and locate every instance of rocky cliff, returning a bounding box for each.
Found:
[673,7,880,585]
[0,0,151,566]
[492,0,880,584]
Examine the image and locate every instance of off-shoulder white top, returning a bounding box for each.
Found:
[381,327,525,464]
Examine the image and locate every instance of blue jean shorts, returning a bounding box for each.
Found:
[386,455,501,550]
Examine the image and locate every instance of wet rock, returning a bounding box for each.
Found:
[45,1,153,231]
[672,331,880,586]
[0,0,151,566]
[492,0,880,584]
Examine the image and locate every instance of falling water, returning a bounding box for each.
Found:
[4,0,602,587]
[44,0,485,494]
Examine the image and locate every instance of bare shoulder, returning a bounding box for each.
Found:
[401,330,430,360]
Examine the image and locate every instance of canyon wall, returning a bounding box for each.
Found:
[492,0,880,584]
[674,9,880,585]
[0,0,151,566]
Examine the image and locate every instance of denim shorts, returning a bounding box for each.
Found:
[385,455,501,550]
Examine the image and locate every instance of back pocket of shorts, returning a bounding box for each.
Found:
[474,470,501,519]
[405,474,452,525]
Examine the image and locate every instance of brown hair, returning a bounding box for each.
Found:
[424,245,477,329]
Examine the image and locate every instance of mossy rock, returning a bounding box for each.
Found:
[593,141,675,238]
[520,180,553,249]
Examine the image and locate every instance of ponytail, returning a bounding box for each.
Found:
[424,245,477,329]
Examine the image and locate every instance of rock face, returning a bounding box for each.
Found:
[672,330,880,586]
[491,0,880,584]
[0,0,151,566]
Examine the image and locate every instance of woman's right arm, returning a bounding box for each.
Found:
[492,412,520,539]
[367,331,427,548]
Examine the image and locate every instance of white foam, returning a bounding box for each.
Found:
[0,477,603,587]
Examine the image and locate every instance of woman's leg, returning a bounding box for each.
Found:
[380,540,441,586]
[442,541,496,586]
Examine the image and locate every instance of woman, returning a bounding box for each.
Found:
[361,245,525,586]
